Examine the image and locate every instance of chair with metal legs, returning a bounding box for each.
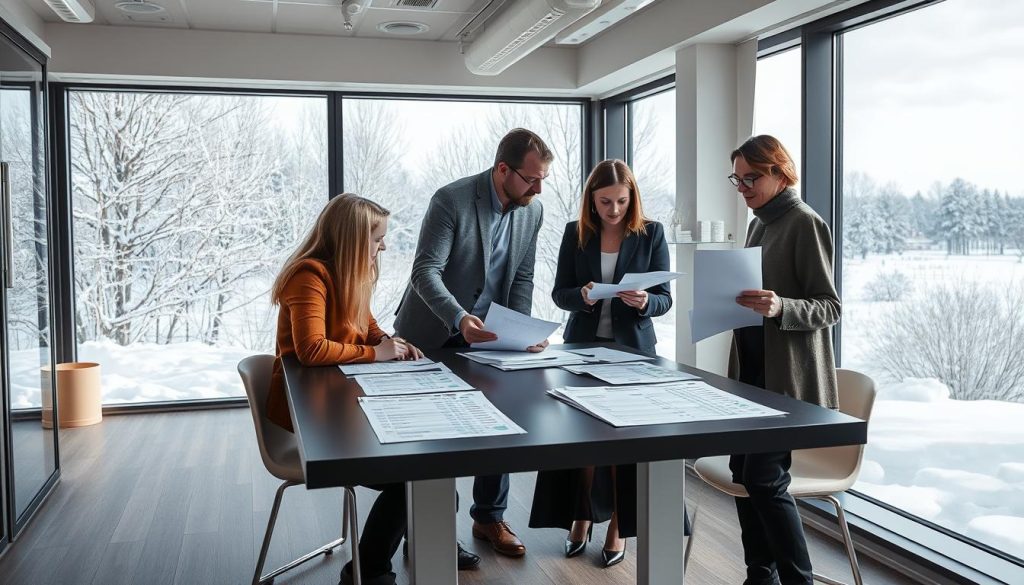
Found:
[691,369,877,585]
[239,354,362,585]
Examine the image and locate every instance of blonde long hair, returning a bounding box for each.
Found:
[271,194,390,334]
[577,159,647,249]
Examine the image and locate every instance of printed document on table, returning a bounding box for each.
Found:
[355,371,474,396]
[471,302,561,351]
[561,361,700,385]
[359,391,527,444]
[340,358,449,377]
[566,347,657,364]
[458,349,588,370]
[548,380,786,427]
[691,247,763,343]
[588,271,686,300]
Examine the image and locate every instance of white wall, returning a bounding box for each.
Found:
[0,0,49,55]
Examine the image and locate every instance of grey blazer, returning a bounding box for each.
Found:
[394,170,544,349]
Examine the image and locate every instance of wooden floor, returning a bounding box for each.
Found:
[0,408,919,585]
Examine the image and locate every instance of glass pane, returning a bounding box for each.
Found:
[841,0,1024,561]
[68,91,328,404]
[754,47,802,186]
[630,89,677,360]
[342,98,583,339]
[1,49,55,520]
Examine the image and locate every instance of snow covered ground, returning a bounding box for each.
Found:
[842,250,1024,559]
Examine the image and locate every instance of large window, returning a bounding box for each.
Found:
[341,97,584,340]
[69,90,328,403]
[629,88,677,359]
[839,0,1024,562]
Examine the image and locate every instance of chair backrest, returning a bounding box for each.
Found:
[238,354,299,481]
[793,368,877,484]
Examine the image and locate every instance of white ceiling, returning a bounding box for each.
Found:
[25,0,497,39]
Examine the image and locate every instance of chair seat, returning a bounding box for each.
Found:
[693,455,858,499]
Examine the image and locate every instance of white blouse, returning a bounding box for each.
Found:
[596,251,618,339]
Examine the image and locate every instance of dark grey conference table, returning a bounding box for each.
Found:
[282,343,866,585]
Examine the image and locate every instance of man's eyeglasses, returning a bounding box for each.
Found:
[728,173,762,188]
[511,167,549,186]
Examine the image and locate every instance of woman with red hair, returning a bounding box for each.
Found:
[728,135,841,585]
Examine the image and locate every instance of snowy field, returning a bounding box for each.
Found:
[842,250,1024,559]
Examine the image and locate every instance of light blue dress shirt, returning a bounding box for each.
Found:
[453,177,513,331]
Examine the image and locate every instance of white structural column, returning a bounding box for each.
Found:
[407,478,458,584]
[636,460,688,584]
[675,41,758,373]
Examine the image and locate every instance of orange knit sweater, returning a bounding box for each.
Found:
[267,259,386,431]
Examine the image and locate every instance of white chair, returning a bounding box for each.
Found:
[239,354,362,585]
[692,369,877,585]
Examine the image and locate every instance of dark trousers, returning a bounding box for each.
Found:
[444,333,510,523]
[729,452,813,585]
[343,483,406,581]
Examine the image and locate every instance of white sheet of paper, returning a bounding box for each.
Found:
[561,361,701,385]
[340,358,448,377]
[358,391,527,444]
[690,247,764,343]
[566,347,657,364]
[355,371,474,396]
[548,380,786,427]
[458,350,587,370]
[471,302,561,351]
[588,270,686,300]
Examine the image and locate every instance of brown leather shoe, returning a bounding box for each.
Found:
[472,520,526,557]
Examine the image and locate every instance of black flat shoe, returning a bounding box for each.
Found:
[601,546,626,568]
[401,539,480,570]
[564,522,592,558]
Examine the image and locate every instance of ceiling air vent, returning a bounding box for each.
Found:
[392,0,439,8]
[43,0,95,23]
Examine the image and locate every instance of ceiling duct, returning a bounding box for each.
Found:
[44,0,95,22]
[464,0,599,76]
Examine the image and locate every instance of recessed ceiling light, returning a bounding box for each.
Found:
[115,0,165,14]
[376,21,429,35]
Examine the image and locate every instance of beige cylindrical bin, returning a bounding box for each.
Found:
[41,362,102,429]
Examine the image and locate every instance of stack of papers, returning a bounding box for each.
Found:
[340,358,449,377]
[472,303,561,351]
[566,347,657,364]
[359,392,527,443]
[355,371,474,396]
[459,349,588,370]
[588,271,686,300]
[561,362,701,385]
[548,381,787,427]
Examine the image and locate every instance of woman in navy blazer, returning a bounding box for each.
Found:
[529,159,672,567]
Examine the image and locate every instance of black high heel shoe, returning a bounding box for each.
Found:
[564,522,593,558]
[601,541,626,568]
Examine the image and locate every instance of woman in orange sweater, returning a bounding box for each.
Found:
[267,193,421,585]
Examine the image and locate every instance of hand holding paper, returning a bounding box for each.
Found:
[471,302,560,351]
[690,247,763,343]
[588,271,685,300]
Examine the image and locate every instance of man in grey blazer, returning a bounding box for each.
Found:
[394,128,551,558]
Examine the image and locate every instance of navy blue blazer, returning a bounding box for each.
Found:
[552,220,672,355]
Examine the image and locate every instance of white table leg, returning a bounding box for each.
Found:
[637,460,687,584]
[406,477,458,585]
